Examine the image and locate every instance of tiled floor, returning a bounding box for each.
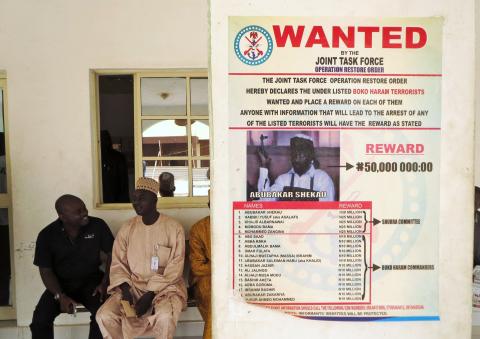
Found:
[0,320,204,338]
[1,319,478,338]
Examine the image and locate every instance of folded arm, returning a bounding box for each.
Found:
[189,223,210,277]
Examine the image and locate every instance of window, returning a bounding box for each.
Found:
[0,73,15,319]
[93,70,210,208]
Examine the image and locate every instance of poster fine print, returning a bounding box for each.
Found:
[229,17,442,321]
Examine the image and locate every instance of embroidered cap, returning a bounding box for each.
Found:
[135,177,159,195]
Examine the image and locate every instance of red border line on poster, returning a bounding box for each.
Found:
[229,127,441,130]
[233,201,372,209]
[229,73,442,77]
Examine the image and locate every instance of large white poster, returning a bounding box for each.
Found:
[228,17,442,321]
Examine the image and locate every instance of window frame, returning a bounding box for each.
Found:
[0,72,16,320]
[92,69,210,209]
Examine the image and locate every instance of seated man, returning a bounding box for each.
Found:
[257,134,335,201]
[96,177,187,339]
[30,194,114,339]
[189,194,211,339]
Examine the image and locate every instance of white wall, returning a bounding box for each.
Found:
[472,0,480,328]
[0,0,209,326]
[476,0,480,188]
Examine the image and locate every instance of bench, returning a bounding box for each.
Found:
[55,239,203,326]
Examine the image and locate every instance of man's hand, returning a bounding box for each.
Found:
[92,280,108,302]
[256,148,271,168]
[120,283,134,305]
[134,291,155,317]
[58,294,77,314]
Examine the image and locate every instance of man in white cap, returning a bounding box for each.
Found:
[257,134,335,201]
[96,177,186,339]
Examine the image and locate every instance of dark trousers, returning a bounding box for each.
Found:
[30,280,103,339]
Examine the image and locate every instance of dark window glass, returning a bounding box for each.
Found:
[0,90,6,194]
[98,75,134,203]
[0,209,10,306]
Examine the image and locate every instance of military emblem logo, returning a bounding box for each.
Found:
[234,25,273,65]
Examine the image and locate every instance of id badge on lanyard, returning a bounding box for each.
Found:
[151,244,159,272]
